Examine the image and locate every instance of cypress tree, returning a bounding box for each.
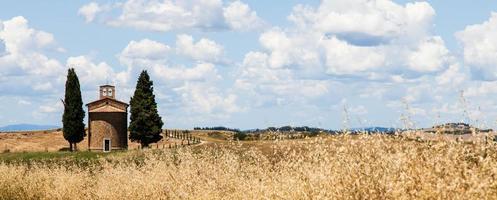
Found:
[62,68,86,151]
[129,70,164,148]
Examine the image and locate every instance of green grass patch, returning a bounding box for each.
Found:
[0,150,127,164]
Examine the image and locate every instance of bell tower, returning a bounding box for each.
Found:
[99,85,115,99]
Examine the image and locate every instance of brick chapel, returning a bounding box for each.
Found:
[86,85,129,152]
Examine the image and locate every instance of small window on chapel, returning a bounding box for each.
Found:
[100,85,115,99]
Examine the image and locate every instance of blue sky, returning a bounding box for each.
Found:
[1,0,497,130]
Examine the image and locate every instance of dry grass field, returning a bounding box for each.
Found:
[1,133,497,199]
[0,129,192,153]
[404,130,497,143]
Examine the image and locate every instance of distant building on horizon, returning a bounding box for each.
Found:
[86,85,128,152]
[423,122,493,135]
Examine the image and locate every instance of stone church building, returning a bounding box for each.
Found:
[86,85,129,152]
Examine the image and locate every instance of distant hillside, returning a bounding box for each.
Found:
[0,124,59,132]
[244,126,336,134]
[350,127,398,133]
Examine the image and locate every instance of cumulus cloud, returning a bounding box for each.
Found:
[116,38,173,85]
[407,36,449,72]
[322,36,385,75]
[465,81,497,98]
[258,29,322,71]
[176,34,224,63]
[435,64,468,87]
[349,105,368,116]
[223,1,265,31]
[153,62,221,83]
[78,0,265,32]
[289,0,435,44]
[253,0,450,78]
[258,29,295,69]
[456,12,497,80]
[0,16,64,92]
[0,16,57,53]
[78,2,102,23]
[175,83,242,115]
[109,0,224,31]
[66,56,117,88]
[234,51,330,108]
[119,38,171,66]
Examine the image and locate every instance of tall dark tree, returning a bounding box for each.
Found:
[62,68,86,151]
[129,70,163,148]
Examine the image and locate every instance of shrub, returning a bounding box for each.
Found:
[233,132,248,141]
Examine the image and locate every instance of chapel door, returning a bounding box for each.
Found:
[104,138,111,152]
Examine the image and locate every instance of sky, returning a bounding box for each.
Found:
[1,0,497,130]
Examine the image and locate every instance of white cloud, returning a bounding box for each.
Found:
[258,29,293,68]
[18,99,31,106]
[66,56,116,87]
[253,0,450,78]
[234,51,329,108]
[176,34,224,63]
[435,64,467,87]
[236,51,289,84]
[37,100,64,114]
[258,29,322,70]
[78,2,102,23]
[0,16,57,53]
[407,36,449,72]
[349,105,368,116]
[223,0,265,31]
[39,105,58,113]
[465,81,497,98]
[120,38,171,61]
[33,82,53,91]
[0,16,64,92]
[79,0,265,32]
[456,12,497,80]
[153,62,221,83]
[117,39,172,85]
[289,0,434,43]
[403,84,433,103]
[109,0,224,31]
[322,36,385,75]
[175,82,241,115]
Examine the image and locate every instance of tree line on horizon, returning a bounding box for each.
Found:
[62,68,163,151]
[194,126,398,137]
[194,126,242,133]
[195,126,336,134]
